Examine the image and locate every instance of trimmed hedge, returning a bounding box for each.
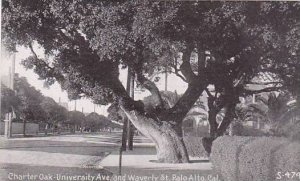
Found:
[211,136,300,181]
[231,122,267,137]
[278,119,300,141]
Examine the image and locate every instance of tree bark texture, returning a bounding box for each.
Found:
[208,96,218,138]
[122,108,190,163]
[127,72,135,150]
[127,122,134,150]
[204,95,238,154]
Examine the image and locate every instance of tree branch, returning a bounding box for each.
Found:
[205,88,214,98]
[171,57,187,82]
[165,80,208,123]
[28,43,39,59]
[162,45,209,123]
[171,70,187,82]
[108,75,143,113]
[216,102,236,136]
[180,46,197,83]
[28,43,65,82]
[233,73,246,87]
[248,81,283,85]
[135,68,165,109]
[242,86,282,95]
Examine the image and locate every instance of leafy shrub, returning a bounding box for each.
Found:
[277,119,300,141]
[184,136,208,158]
[211,136,300,181]
[238,125,268,136]
[230,122,244,136]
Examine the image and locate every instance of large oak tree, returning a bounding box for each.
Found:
[2,1,299,163]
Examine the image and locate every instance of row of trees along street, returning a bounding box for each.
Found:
[1,75,117,136]
[2,1,300,163]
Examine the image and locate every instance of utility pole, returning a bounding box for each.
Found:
[119,67,135,175]
[127,73,135,150]
[4,52,16,138]
[121,68,131,151]
[81,107,84,133]
[10,52,15,137]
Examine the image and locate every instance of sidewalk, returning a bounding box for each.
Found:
[0,149,107,169]
[0,133,156,169]
[99,146,216,180]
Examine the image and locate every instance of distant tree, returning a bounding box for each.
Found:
[237,91,298,136]
[14,76,46,136]
[40,97,68,126]
[0,83,20,120]
[85,112,112,132]
[66,111,85,132]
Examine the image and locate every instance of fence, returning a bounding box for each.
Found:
[0,122,39,135]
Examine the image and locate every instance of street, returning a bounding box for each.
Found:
[0,132,123,181]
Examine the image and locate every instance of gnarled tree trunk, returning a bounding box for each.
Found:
[154,123,189,163]
[122,108,189,163]
[204,93,238,154]
[208,96,218,138]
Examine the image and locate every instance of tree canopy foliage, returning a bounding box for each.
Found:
[1,75,67,125]
[3,1,299,110]
[85,112,119,131]
[2,0,300,162]
[41,97,68,124]
[66,110,85,126]
[1,83,20,118]
[14,76,46,123]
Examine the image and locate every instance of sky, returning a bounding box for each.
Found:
[1,45,188,116]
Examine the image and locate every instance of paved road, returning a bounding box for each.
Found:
[0,132,125,181]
